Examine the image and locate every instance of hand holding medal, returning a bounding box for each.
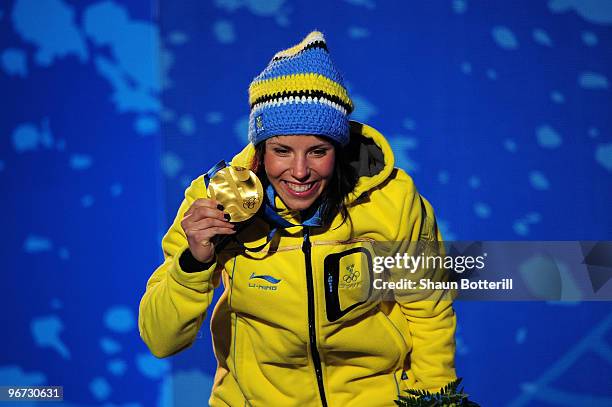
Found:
[180,161,264,263]
[181,198,234,263]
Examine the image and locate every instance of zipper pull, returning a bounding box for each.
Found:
[302,227,311,251]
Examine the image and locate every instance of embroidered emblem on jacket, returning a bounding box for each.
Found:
[340,263,361,289]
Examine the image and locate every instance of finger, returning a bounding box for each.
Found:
[187,217,234,232]
[183,213,215,232]
[188,207,229,224]
[185,199,219,217]
[192,198,220,208]
[193,227,236,245]
[191,199,225,217]
[210,227,237,236]
[185,206,218,222]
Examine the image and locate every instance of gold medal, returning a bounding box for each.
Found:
[207,165,263,222]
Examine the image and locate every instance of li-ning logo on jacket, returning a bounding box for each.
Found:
[248,273,281,291]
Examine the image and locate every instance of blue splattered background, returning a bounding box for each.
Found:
[1,0,611,406]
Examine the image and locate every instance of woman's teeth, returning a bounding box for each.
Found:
[285,181,314,192]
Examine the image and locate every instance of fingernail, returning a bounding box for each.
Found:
[224,214,231,221]
[217,204,224,211]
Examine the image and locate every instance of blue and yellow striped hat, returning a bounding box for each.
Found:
[248,31,354,146]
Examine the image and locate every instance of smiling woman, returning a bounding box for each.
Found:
[253,134,358,227]
[262,136,336,211]
[139,31,456,407]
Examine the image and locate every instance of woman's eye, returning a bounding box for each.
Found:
[273,148,289,155]
[311,149,328,157]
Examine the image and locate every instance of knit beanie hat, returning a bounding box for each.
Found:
[248,31,354,146]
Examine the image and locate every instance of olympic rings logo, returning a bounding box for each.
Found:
[243,196,259,209]
[343,264,360,283]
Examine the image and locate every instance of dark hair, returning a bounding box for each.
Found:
[252,138,358,227]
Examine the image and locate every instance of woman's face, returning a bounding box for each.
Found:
[263,135,336,211]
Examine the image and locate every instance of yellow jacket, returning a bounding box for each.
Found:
[139,121,456,406]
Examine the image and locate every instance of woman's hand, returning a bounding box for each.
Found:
[181,199,235,263]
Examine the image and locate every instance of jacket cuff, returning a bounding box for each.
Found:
[179,248,216,273]
[166,246,217,293]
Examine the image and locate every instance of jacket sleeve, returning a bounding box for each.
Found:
[138,177,222,358]
[396,188,457,393]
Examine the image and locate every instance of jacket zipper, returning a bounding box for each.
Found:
[303,228,328,407]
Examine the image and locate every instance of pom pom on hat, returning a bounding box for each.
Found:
[248,31,354,146]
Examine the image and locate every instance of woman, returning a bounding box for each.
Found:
[139,31,456,406]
